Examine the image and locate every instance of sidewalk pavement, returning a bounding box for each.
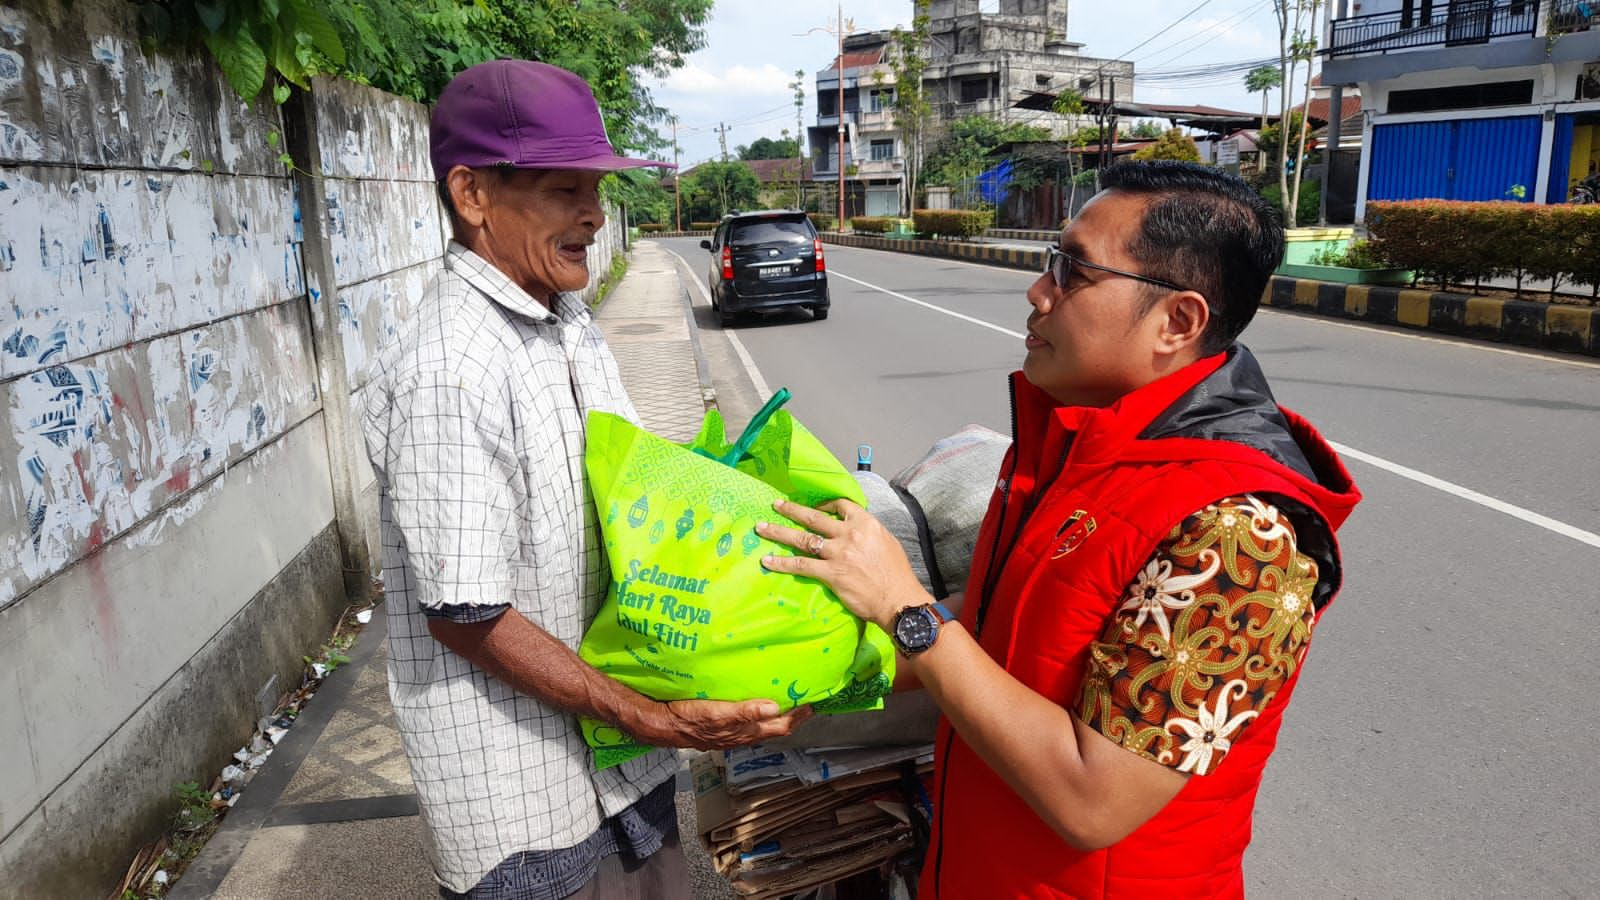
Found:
[173,241,733,900]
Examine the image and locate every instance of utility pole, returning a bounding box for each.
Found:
[1095,72,1108,171]
[798,6,853,230]
[792,68,807,210]
[670,115,682,232]
[837,1,846,230]
[1107,75,1118,171]
[715,122,731,161]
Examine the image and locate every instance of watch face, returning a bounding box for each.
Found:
[895,608,937,651]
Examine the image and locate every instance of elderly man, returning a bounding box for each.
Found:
[759,161,1362,898]
[363,60,805,899]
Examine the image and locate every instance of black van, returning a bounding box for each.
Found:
[701,210,829,325]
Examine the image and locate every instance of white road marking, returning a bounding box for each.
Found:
[1328,441,1600,549]
[826,243,1600,371]
[834,267,1600,550]
[830,271,1026,340]
[662,246,772,398]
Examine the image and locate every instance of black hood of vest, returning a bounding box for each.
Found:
[1138,344,1320,484]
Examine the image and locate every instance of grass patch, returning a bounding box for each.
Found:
[593,250,630,308]
[114,600,380,898]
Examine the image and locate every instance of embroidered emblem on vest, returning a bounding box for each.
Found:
[1051,509,1097,558]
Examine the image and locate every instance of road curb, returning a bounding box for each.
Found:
[985,227,1059,242]
[170,614,392,899]
[818,233,1600,358]
[1263,277,1600,357]
[678,276,719,412]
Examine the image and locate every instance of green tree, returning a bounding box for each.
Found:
[923,116,1051,188]
[137,0,712,168]
[608,169,672,226]
[1255,111,1307,171]
[1071,125,1119,146]
[1286,7,1322,225]
[889,0,933,214]
[680,161,761,221]
[1270,0,1318,222]
[1131,129,1202,163]
[1243,64,1282,142]
[1125,120,1165,140]
[738,137,801,160]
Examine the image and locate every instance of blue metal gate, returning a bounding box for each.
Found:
[1547,114,1577,204]
[1369,115,1542,202]
[1368,121,1452,201]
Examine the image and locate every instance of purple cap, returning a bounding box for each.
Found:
[430,60,672,179]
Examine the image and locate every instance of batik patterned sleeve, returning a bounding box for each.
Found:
[1076,494,1322,776]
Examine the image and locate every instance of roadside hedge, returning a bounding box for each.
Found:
[1367,201,1600,297]
[850,216,893,233]
[807,213,837,231]
[639,223,665,233]
[689,221,719,231]
[912,208,994,239]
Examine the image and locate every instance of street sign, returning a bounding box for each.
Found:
[1216,139,1240,166]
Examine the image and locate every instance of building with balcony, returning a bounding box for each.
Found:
[808,0,1133,218]
[921,0,1133,130]
[1321,0,1600,221]
[809,31,907,218]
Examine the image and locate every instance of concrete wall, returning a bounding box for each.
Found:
[0,3,619,895]
[0,5,342,895]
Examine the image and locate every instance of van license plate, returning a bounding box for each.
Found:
[757,267,792,280]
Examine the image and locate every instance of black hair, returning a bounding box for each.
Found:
[1098,160,1284,354]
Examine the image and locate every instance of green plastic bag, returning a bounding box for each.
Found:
[580,391,896,769]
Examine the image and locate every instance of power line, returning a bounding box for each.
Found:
[1113,0,1222,60]
[1133,1,1260,65]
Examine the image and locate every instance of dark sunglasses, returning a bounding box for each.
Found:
[1042,246,1189,294]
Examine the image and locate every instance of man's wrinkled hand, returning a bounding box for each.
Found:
[637,698,812,750]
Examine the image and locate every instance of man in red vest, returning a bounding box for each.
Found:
[759,160,1362,898]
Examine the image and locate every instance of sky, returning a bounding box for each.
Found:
[645,0,1305,167]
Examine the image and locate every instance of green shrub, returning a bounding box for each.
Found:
[807,213,837,232]
[1307,239,1385,269]
[1568,206,1600,298]
[639,223,666,233]
[850,216,893,233]
[1367,201,1600,296]
[689,221,719,232]
[1259,181,1321,228]
[911,208,994,239]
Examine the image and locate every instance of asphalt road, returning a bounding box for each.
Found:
[659,237,1600,899]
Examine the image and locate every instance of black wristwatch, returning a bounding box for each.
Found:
[891,601,956,655]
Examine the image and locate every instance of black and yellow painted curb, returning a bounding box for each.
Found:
[818,233,1599,358]
[985,227,1060,242]
[1264,277,1599,358]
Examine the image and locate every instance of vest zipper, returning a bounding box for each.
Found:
[970,380,1020,638]
[936,381,1072,899]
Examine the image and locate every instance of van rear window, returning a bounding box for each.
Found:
[731,220,811,244]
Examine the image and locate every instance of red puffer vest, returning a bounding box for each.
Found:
[921,348,1361,900]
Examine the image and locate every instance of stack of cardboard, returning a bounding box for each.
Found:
[693,744,934,898]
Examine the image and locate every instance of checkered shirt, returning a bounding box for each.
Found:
[362,243,678,893]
